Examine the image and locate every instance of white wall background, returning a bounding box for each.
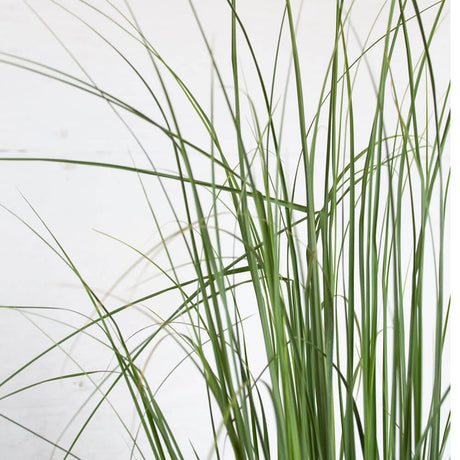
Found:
[0,0,450,458]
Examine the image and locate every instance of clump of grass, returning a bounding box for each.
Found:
[0,0,450,458]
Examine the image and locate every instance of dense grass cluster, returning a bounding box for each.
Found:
[0,0,449,458]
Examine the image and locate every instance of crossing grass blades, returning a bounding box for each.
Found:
[0,0,450,458]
